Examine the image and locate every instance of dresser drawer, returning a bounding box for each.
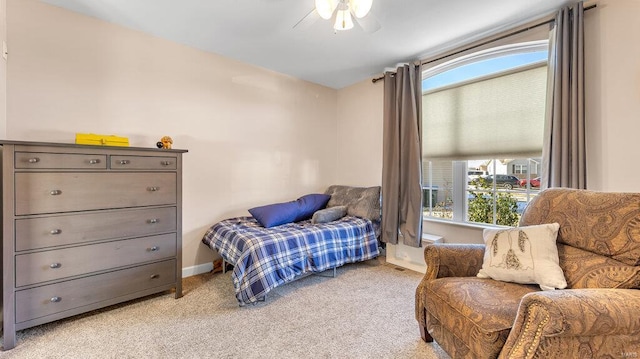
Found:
[15,207,177,251]
[111,155,177,170]
[15,259,176,324]
[15,172,176,215]
[15,152,107,170]
[15,233,177,287]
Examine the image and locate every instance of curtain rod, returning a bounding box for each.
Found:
[372,3,596,84]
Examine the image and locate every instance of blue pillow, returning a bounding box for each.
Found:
[248,201,299,228]
[293,194,331,222]
[248,193,330,228]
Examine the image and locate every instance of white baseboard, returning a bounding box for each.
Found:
[182,262,213,278]
[386,256,427,274]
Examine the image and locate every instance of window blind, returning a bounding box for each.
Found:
[422,64,547,160]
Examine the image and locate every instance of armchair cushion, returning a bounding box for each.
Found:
[477,223,567,290]
[423,277,539,359]
[558,244,640,289]
[519,189,640,266]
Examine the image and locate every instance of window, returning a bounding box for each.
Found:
[513,164,527,174]
[421,34,549,227]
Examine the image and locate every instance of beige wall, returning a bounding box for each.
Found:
[335,79,383,186]
[6,0,338,274]
[5,0,638,275]
[584,0,640,191]
[336,0,640,271]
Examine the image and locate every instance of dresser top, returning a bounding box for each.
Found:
[0,140,188,153]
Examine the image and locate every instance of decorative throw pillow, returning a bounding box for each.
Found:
[248,193,330,228]
[311,206,347,224]
[477,223,567,291]
[324,185,381,221]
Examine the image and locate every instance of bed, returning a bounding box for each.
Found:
[201,185,381,305]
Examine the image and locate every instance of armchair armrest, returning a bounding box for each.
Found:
[424,243,485,280]
[500,289,640,358]
[415,243,485,336]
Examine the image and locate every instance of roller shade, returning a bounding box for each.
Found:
[422,64,547,160]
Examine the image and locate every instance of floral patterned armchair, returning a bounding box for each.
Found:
[415,188,640,358]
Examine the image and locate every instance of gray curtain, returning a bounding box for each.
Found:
[542,2,586,189]
[381,64,423,247]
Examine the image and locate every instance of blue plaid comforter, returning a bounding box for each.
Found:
[201,215,379,305]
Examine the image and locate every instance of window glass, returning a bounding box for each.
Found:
[423,51,548,92]
[422,42,547,227]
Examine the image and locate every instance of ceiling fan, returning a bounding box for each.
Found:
[294,0,381,33]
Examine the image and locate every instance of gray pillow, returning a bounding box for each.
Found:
[324,185,381,221]
[311,206,348,224]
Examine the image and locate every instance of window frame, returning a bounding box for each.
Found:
[421,41,549,227]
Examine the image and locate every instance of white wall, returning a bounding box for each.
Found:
[5,0,338,273]
[335,0,640,272]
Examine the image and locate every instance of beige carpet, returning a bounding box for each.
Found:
[0,257,449,358]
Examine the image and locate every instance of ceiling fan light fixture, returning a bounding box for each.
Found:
[315,0,337,20]
[350,0,373,18]
[334,8,354,31]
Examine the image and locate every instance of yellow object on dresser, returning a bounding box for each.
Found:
[75,133,129,146]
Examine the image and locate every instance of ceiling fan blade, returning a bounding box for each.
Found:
[353,12,381,33]
[293,8,320,30]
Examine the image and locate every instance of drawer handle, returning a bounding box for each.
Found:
[150,274,160,279]
[28,157,40,163]
[50,296,62,303]
[50,190,62,196]
[148,246,159,252]
[50,263,62,269]
[161,161,172,166]
[119,159,130,165]
[50,229,62,235]
[89,159,101,164]
[147,186,160,192]
[147,218,159,224]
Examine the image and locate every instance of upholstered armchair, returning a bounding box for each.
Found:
[415,188,640,359]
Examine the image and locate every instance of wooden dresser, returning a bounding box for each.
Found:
[1,140,187,350]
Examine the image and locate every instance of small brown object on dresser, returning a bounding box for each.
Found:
[160,136,173,149]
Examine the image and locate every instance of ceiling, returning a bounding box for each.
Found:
[38,0,579,89]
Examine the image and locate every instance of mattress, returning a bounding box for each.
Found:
[202,215,379,305]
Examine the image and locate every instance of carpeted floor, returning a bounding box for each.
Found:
[0,257,449,358]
